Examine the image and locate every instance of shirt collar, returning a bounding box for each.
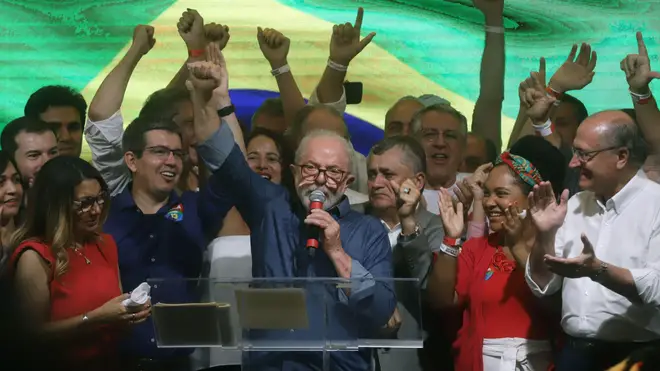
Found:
[114,182,182,213]
[597,170,646,214]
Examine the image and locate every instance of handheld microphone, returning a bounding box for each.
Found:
[306,190,326,255]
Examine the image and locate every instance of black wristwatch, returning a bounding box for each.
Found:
[217,104,235,117]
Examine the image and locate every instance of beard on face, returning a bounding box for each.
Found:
[297,184,343,211]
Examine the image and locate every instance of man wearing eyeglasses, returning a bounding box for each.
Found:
[101,114,230,371]
[195,99,396,370]
[525,110,660,371]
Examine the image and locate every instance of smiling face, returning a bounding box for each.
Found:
[14,130,59,188]
[246,134,283,184]
[125,129,184,198]
[0,161,23,219]
[482,164,530,233]
[417,110,466,187]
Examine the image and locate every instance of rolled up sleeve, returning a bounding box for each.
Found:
[630,227,660,306]
[308,86,347,114]
[525,256,562,297]
[338,260,375,304]
[84,110,130,196]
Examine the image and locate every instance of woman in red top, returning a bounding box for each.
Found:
[428,153,559,371]
[9,156,151,370]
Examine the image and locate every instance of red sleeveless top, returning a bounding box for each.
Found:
[10,234,123,367]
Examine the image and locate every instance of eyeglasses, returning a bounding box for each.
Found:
[294,164,347,183]
[73,192,107,214]
[419,129,461,143]
[141,146,188,161]
[572,146,618,163]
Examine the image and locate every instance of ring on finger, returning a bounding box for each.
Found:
[403,187,410,194]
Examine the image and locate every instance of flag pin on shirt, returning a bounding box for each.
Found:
[166,203,184,222]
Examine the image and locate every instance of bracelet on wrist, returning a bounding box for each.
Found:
[271,64,291,77]
[327,59,348,72]
[188,49,205,58]
[629,88,652,105]
[439,244,460,258]
[545,86,564,100]
[217,104,235,117]
[532,119,554,137]
[442,236,462,247]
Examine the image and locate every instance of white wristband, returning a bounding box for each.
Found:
[440,243,460,258]
[485,25,505,34]
[629,89,652,102]
[327,59,348,72]
[532,119,553,137]
[271,64,291,77]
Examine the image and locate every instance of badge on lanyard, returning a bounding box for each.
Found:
[165,203,184,222]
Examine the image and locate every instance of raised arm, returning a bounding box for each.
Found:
[257,27,306,127]
[84,25,155,196]
[470,0,505,150]
[620,32,660,183]
[311,7,375,111]
[522,69,562,148]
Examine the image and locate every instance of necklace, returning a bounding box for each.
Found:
[72,245,91,265]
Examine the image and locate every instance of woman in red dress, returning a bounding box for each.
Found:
[9,156,151,370]
[428,152,561,371]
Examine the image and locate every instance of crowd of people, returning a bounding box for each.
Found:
[1,2,660,371]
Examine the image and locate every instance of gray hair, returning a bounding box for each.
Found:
[295,129,355,171]
[410,103,469,136]
[369,135,426,175]
[601,112,647,166]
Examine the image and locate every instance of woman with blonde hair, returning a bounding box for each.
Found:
[9,156,150,370]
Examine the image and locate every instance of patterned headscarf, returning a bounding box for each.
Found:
[495,152,543,187]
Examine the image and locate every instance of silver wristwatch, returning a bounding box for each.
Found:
[398,225,421,243]
[590,261,609,282]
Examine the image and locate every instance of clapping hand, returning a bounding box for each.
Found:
[329,7,376,66]
[548,43,597,93]
[438,188,464,239]
[131,25,156,56]
[528,182,569,234]
[177,8,206,51]
[257,27,290,68]
[620,32,660,95]
[544,234,599,279]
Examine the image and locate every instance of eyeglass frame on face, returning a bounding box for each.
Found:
[571,146,620,163]
[73,191,108,214]
[418,128,462,143]
[134,145,189,162]
[293,163,348,184]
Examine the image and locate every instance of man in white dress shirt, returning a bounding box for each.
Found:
[525,110,660,371]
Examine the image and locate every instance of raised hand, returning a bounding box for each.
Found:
[205,42,229,99]
[466,162,492,201]
[494,199,526,243]
[204,23,230,50]
[528,182,569,234]
[391,178,421,220]
[524,88,556,124]
[177,8,206,51]
[257,27,290,67]
[544,234,598,278]
[548,43,597,93]
[438,188,464,239]
[131,25,156,56]
[329,7,376,66]
[186,61,222,94]
[620,32,660,94]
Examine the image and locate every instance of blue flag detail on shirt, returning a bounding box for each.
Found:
[166,203,183,222]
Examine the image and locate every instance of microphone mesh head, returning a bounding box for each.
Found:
[309,190,326,203]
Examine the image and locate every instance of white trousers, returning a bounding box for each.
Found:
[482,338,552,371]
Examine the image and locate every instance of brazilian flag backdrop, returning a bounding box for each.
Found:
[1,0,659,158]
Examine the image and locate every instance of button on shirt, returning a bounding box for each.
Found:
[103,130,230,359]
[197,124,397,371]
[525,171,660,341]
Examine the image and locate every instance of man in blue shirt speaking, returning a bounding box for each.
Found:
[189,66,397,370]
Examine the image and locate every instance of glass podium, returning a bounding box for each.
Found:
[148,277,424,371]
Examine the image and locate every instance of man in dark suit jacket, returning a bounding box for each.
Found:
[358,136,445,371]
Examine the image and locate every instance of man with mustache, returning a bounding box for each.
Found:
[190,63,396,369]
[364,135,447,371]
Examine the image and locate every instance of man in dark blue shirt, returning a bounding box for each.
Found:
[103,114,229,370]
[197,119,397,370]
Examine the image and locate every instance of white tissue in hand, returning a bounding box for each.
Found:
[122,282,151,307]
